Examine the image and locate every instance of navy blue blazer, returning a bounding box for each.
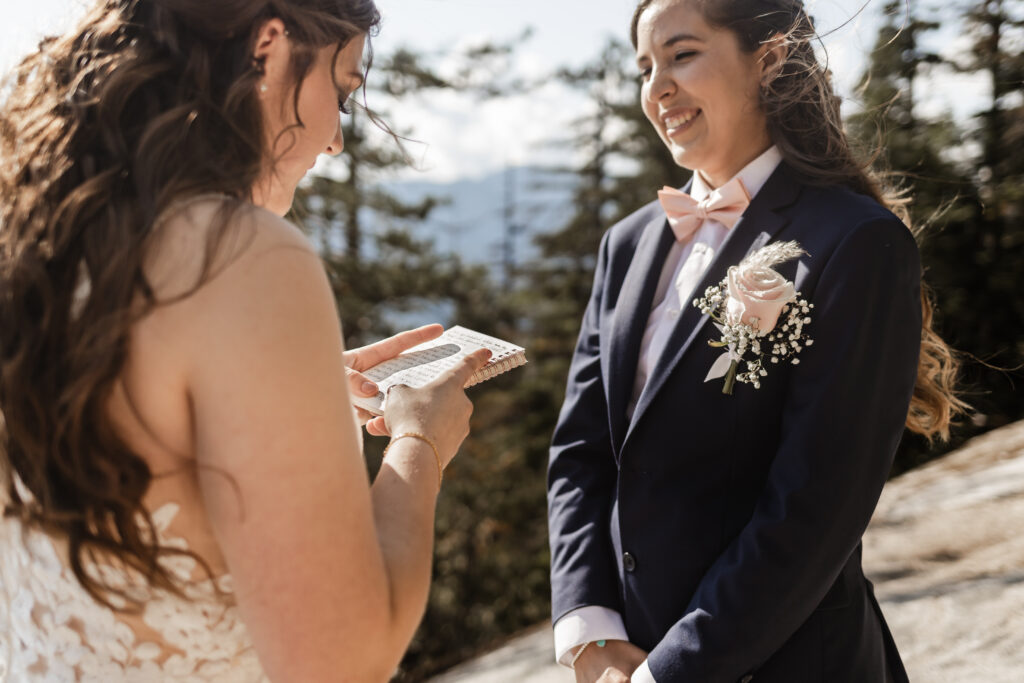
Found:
[547,162,919,683]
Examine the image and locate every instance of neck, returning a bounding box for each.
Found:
[699,141,773,190]
[251,176,291,217]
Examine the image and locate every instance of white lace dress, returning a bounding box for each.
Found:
[0,487,268,682]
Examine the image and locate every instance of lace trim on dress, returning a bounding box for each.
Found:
[1,193,262,681]
[0,484,267,682]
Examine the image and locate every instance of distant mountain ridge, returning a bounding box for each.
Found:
[378,166,577,266]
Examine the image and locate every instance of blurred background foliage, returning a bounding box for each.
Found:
[287,0,1024,678]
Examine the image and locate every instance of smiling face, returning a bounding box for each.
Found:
[253,23,366,215]
[636,0,773,188]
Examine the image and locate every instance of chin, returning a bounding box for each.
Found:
[671,139,722,177]
[670,147,700,172]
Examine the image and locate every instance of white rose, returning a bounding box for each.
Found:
[725,263,797,335]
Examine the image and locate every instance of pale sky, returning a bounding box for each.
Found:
[1,0,983,182]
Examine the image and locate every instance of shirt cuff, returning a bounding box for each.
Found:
[552,605,629,667]
[631,659,656,682]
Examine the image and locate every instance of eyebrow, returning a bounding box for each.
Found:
[662,33,702,48]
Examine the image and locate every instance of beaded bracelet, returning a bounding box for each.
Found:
[383,432,443,490]
[570,639,607,669]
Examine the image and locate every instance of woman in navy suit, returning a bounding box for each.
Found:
[547,1,965,681]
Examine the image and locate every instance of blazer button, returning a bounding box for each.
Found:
[739,675,753,682]
[623,552,637,572]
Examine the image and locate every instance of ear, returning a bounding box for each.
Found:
[252,18,290,85]
[758,33,789,86]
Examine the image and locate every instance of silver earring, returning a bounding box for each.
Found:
[260,83,268,94]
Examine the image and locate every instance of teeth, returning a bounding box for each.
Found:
[665,111,697,129]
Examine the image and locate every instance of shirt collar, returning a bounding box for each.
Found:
[690,145,783,202]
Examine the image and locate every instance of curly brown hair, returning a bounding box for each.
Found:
[0,0,380,609]
[630,0,968,441]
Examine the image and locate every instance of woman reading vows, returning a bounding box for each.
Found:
[0,1,489,681]
[547,1,964,682]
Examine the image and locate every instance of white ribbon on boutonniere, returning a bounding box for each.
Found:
[694,241,814,395]
[704,323,739,383]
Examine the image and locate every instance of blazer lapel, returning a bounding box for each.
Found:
[605,213,676,453]
[625,163,804,442]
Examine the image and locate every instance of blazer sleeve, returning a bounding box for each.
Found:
[547,230,623,623]
[647,217,922,682]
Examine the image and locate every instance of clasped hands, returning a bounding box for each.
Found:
[573,639,648,683]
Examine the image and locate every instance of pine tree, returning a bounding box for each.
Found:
[848,0,962,215]
[290,40,525,349]
[928,0,1024,433]
[849,0,1024,471]
[956,0,1024,373]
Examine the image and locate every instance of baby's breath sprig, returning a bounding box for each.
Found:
[692,245,814,395]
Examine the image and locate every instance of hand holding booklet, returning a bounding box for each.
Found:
[350,326,527,416]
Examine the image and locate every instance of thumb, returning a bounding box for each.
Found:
[346,367,380,397]
[449,349,492,386]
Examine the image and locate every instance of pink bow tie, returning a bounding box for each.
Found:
[658,177,751,242]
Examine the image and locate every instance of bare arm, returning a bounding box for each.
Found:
[179,210,486,682]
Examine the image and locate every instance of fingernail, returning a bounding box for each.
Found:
[362,381,378,395]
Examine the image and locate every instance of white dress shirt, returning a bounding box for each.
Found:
[553,146,783,682]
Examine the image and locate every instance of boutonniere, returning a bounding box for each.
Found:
[692,241,813,395]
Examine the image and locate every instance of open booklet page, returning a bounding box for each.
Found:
[350,326,527,416]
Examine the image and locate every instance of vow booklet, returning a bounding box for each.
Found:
[350,326,527,416]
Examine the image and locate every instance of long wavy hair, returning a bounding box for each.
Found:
[631,0,968,441]
[0,0,381,609]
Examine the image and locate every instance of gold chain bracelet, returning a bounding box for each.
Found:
[570,639,607,669]
[383,432,443,490]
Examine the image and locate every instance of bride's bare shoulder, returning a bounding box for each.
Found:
[143,196,319,301]
[118,197,333,467]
